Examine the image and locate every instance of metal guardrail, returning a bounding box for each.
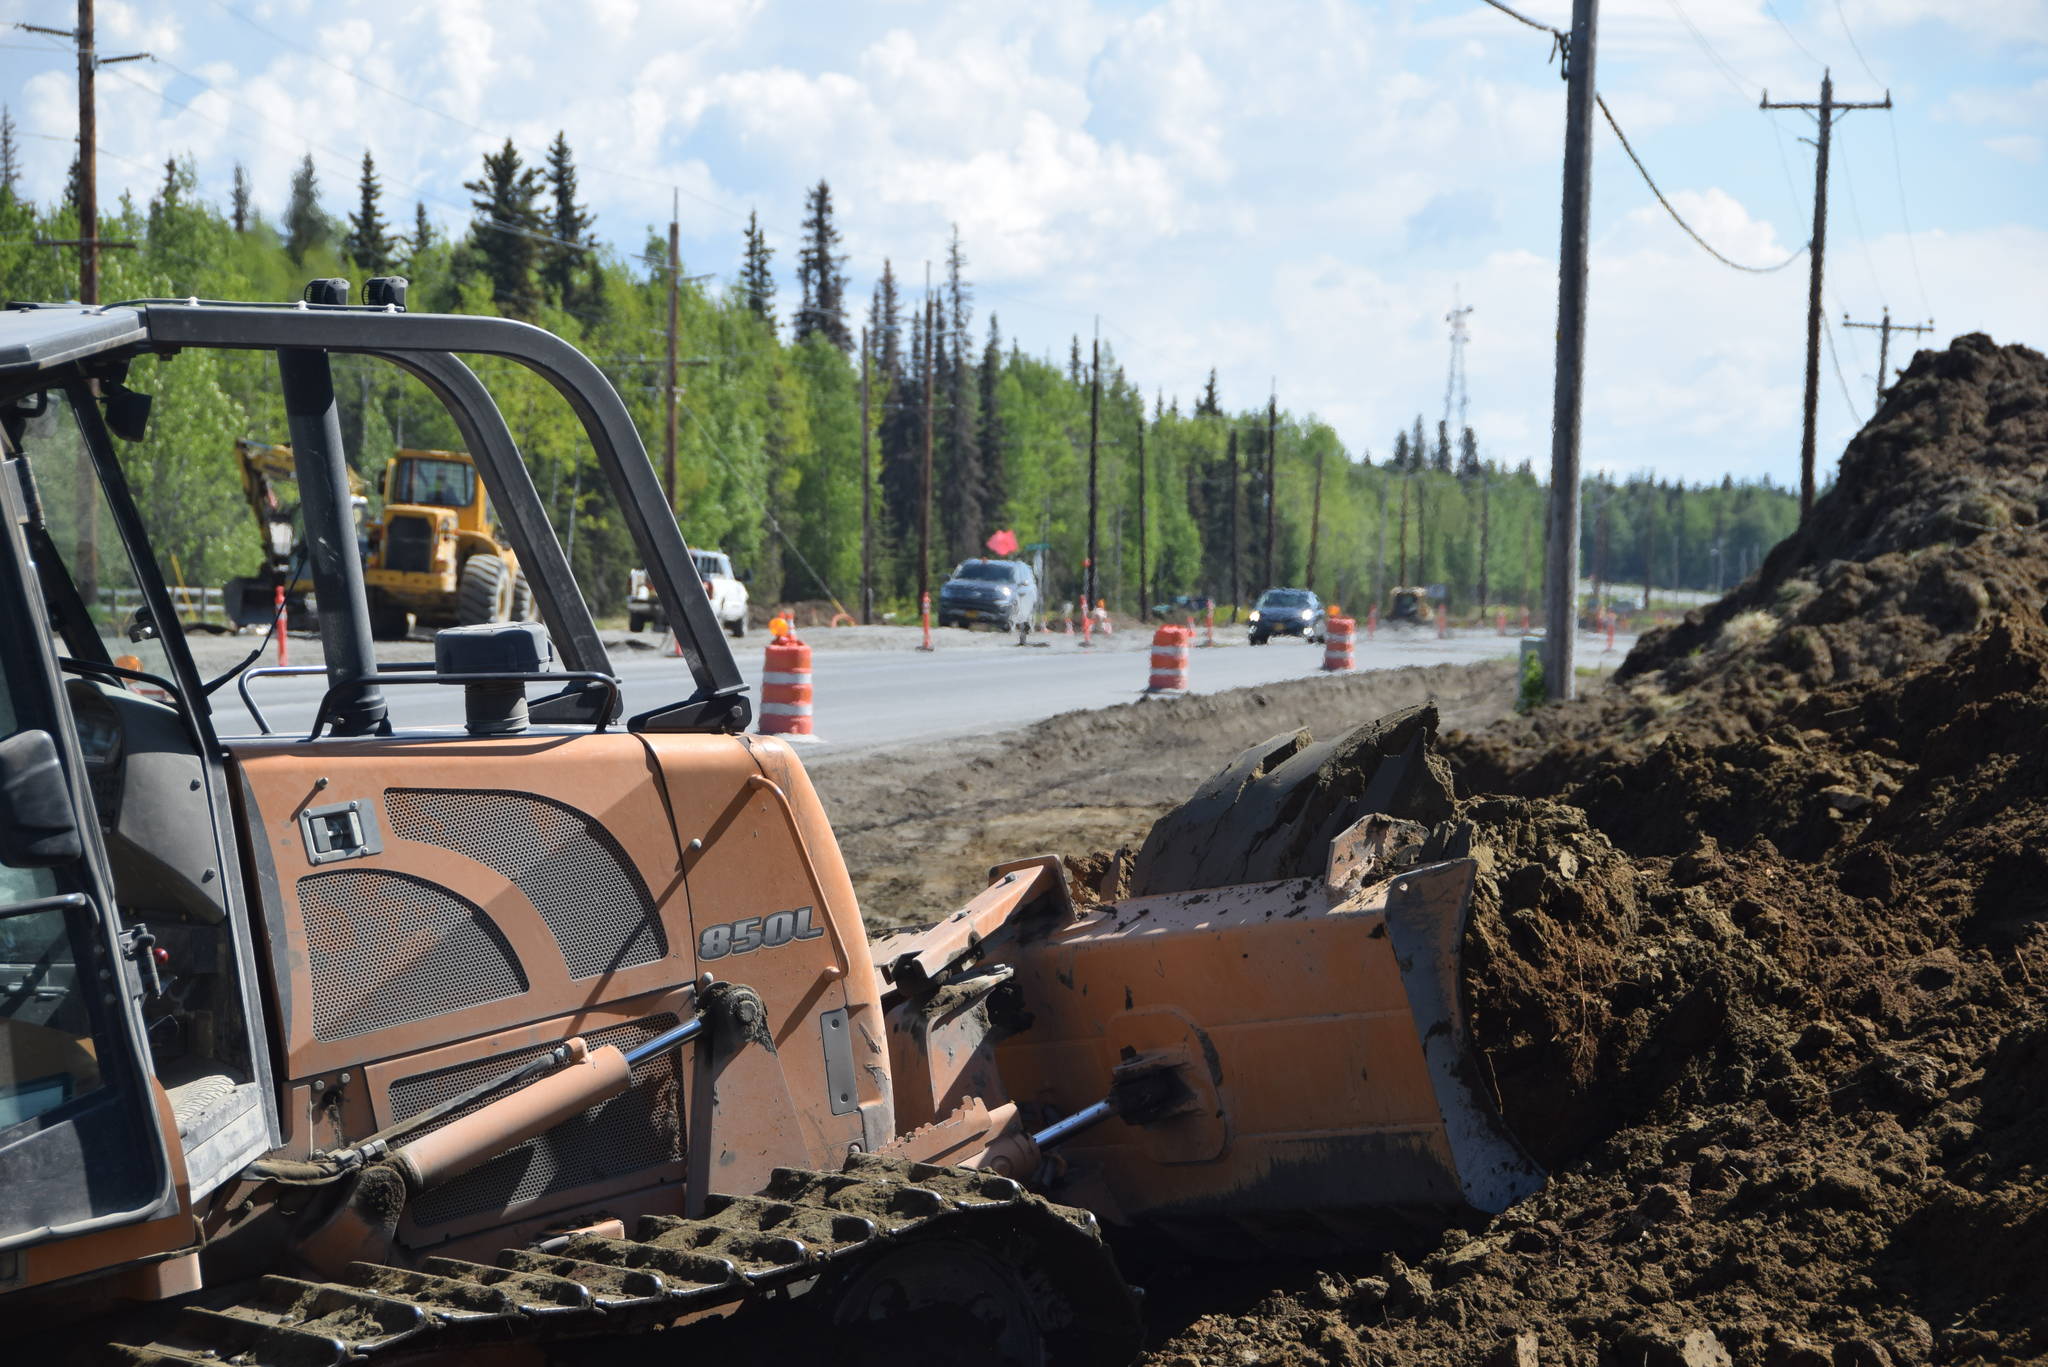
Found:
[98,585,228,621]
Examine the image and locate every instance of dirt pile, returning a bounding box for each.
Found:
[1147,336,2048,1365]
[1453,334,2048,795]
[1150,620,2048,1365]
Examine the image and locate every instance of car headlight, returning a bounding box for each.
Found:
[995,586,1012,598]
[1301,609,1314,620]
[1249,610,1261,622]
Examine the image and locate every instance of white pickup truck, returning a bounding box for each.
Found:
[628,549,750,637]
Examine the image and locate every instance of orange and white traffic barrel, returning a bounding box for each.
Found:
[759,619,817,739]
[1147,624,1191,695]
[1322,616,1354,671]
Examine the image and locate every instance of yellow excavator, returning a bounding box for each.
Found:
[222,439,366,630]
[0,282,1539,1365]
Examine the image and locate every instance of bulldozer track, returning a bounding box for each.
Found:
[107,1155,1137,1367]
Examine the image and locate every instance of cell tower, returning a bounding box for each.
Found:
[1443,289,1473,437]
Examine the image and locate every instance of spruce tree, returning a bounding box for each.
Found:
[1433,419,1452,474]
[410,202,434,265]
[977,314,1007,535]
[230,163,250,233]
[0,107,20,202]
[542,132,595,311]
[284,154,333,265]
[1068,337,1083,386]
[1390,428,1410,471]
[464,139,545,313]
[1457,426,1481,480]
[941,225,982,558]
[869,259,901,382]
[1411,416,1428,473]
[344,150,394,276]
[63,155,81,211]
[1196,368,1221,417]
[148,156,181,236]
[740,210,776,325]
[792,180,850,350]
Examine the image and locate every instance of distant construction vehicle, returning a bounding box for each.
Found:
[362,447,527,639]
[0,289,1539,1365]
[222,438,366,628]
[1388,584,1429,624]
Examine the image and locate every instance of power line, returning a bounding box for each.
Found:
[1596,95,1808,272]
[1820,313,1859,424]
[1658,0,1756,100]
[1820,0,1931,318]
[1832,0,1885,87]
[1475,3,1807,274]
[1761,0,1827,69]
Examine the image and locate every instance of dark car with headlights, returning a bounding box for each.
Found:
[1248,587,1325,644]
[937,559,1039,634]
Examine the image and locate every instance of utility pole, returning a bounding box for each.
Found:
[19,2,145,615]
[1764,71,1891,519]
[919,281,935,615]
[663,190,680,509]
[1086,322,1100,616]
[1305,441,1325,589]
[1477,471,1491,611]
[1372,483,1386,607]
[859,326,873,624]
[1226,429,1241,622]
[1136,418,1148,622]
[19,3,145,302]
[1590,496,1608,614]
[1397,475,1411,586]
[1641,483,1654,612]
[1843,307,1934,408]
[1543,0,1598,702]
[1263,387,1277,589]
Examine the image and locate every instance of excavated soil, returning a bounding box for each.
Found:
[1143,337,2048,1365]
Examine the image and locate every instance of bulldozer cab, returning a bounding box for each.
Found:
[0,289,764,1298]
[385,449,488,526]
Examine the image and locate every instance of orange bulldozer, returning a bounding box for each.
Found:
[0,282,1538,1364]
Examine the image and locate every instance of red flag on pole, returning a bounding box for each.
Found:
[985,528,1020,556]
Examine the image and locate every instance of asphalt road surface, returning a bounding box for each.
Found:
[221,626,1635,752]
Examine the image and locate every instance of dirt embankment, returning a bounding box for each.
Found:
[1149,336,2048,1367]
[1452,334,2048,794]
[810,658,1516,930]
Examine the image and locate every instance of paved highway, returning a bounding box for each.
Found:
[220,627,1633,751]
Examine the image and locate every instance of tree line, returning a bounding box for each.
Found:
[0,126,1799,622]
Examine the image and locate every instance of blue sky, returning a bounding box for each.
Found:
[3,0,2043,488]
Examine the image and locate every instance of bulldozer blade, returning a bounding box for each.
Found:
[993,853,1543,1251]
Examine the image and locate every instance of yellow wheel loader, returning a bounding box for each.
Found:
[0,280,1539,1365]
[362,448,527,640]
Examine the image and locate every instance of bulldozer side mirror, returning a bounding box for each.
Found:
[103,384,152,443]
[0,729,83,867]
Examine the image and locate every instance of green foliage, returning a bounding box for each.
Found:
[0,158,1802,633]
[283,155,335,265]
[1516,649,1545,714]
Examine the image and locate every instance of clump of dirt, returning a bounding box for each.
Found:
[1147,335,2048,1365]
[1452,334,2048,795]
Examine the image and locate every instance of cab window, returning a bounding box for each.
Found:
[392,457,475,508]
[11,389,173,681]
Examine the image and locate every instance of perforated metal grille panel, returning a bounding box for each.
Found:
[385,788,666,979]
[299,870,527,1041]
[389,1015,684,1228]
